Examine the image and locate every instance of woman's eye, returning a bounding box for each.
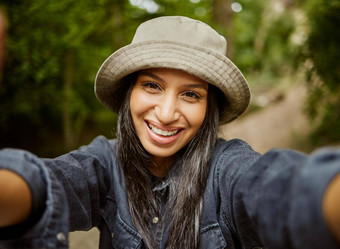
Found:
[142,82,161,91]
[183,91,201,100]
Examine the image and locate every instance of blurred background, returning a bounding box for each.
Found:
[0,0,339,157]
[0,0,339,247]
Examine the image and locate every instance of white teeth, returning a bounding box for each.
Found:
[148,123,179,136]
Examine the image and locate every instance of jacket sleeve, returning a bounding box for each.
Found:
[0,135,114,249]
[229,147,340,249]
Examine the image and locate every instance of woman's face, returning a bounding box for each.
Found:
[130,68,208,170]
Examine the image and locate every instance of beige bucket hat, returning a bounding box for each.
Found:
[95,16,250,124]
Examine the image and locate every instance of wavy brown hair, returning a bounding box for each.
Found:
[116,72,221,249]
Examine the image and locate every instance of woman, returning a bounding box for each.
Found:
[0,16,340,249]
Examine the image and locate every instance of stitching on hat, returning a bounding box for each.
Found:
[112,44,242,91]
[115,43,247,100]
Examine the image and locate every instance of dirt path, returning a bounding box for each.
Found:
[69,85,309,248]
[220,85,308,153]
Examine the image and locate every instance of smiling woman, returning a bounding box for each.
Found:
[130,68,208,172]
[0,15,340,249]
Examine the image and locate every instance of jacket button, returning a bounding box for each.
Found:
[111,232,114,238]
[152,217,159,224]
[56,232,66,242]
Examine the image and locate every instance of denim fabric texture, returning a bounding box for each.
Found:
[0,136,340,249]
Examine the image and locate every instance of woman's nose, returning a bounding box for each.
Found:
[154,94,180,124]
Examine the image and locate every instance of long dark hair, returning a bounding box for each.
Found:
[116,72,220,249]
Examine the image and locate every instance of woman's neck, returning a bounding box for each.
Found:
[149,156,174,177]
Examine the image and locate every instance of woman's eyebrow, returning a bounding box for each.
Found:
[138,71,208,91]
[182,83,208,91]
[138,71,164,82]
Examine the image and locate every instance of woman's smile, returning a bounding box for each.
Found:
[147,122,180,137]
[145,120,183,145]
[129,68,208,171]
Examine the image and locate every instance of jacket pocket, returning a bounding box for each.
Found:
[200,223,227,249]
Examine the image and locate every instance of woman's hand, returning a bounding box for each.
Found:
[0,169,32,227]
[323,173,340,244]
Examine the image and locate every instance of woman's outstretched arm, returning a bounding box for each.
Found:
[323,173,340,244]
[0,169,32,227]
[0,136,113,248]
[226,147,340,249]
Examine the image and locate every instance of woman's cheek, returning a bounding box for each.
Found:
[187,102,207,122]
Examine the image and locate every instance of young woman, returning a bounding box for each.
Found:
[0,16,340,249]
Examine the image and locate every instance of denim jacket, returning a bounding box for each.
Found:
[0,136,339,249]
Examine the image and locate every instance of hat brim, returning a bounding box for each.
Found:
[95,40,250,124]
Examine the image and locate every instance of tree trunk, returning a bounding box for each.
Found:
[212,0,234,58]
[254,0,289,55]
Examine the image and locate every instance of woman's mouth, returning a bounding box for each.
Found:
[148,123,179,137]
[145,121,183,145]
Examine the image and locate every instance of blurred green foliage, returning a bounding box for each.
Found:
[0,0,216,156]
[301,0,340,147]
[0,0,339,156]
[0,0,134,155]
[229,0,302,91]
